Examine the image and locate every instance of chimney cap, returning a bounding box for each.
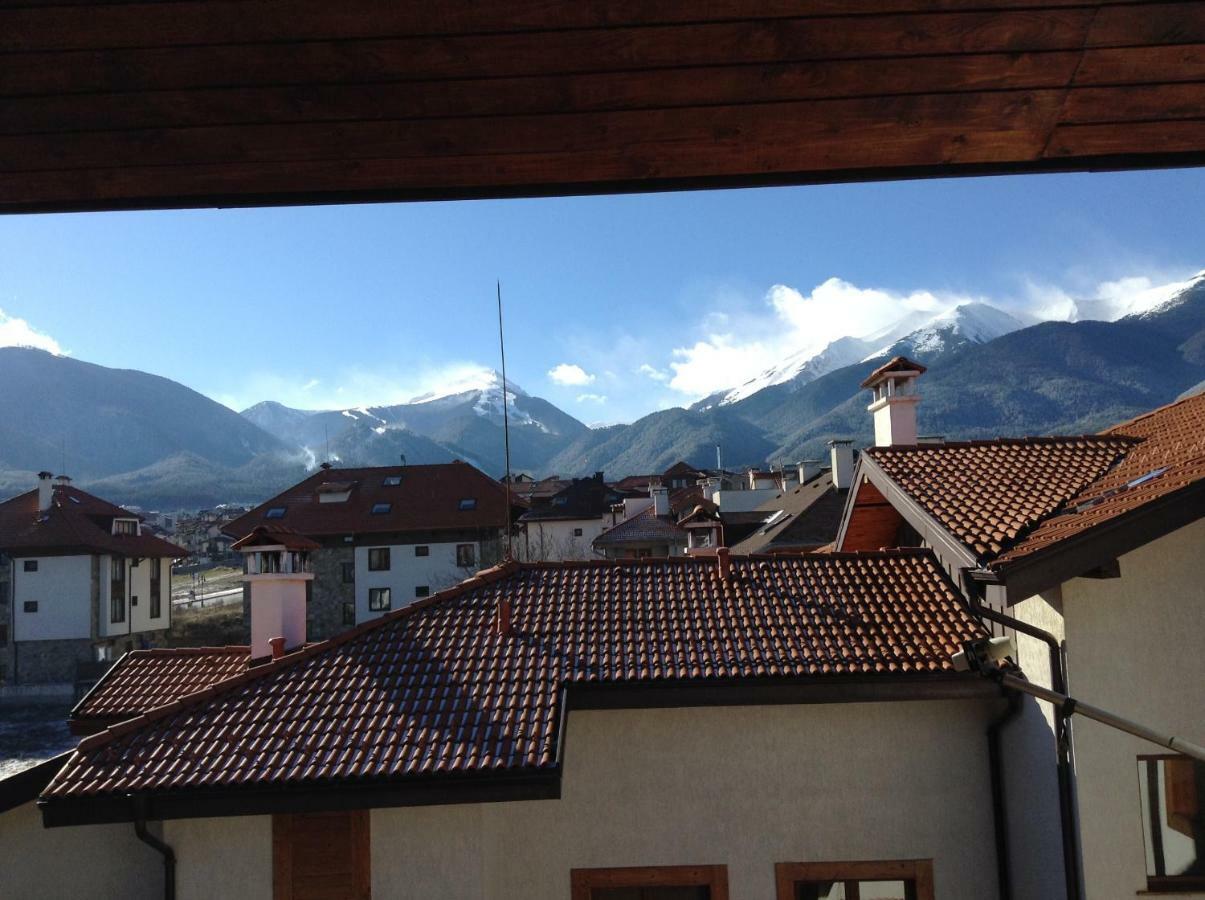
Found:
[319,461,333,470]
[860,355,927,389]
[37,470,53,479]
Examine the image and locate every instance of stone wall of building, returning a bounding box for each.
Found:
[0,556,11,684]
[308,546,354,642]
[13,637,94,684]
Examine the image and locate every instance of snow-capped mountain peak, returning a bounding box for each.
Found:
[861,302,1027,360]
[407,368,526,405]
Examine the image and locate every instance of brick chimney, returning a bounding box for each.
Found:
[235,526,316,660]
[861,356,927,447]
[36,471,53,513]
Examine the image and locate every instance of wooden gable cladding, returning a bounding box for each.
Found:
[2,1,1204,212]
[841,479,907,552]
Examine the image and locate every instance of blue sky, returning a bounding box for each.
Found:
[0,167,1202,424]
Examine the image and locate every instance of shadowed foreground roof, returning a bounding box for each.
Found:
[41,552,986,817]
[69,646,250,734]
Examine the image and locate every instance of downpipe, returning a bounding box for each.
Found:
[962,570,1082,900]
[131,796,175,900]
[988,690,1022,900]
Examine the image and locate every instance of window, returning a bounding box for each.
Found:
[415,585,430,598]
[341,562,355,583]
[113,518,138,535]
[571,865,729,900]
[456,544,476,568]
[368,587,391,611]
[371,502,391,515]
[22,560,37,572]
[382,475,402,486]
[368,548,390,571]
[149,561,162,618]
[1139,756,1205,892]
[110,557,126,623]
[342,601,355,625]
[23,601,37,613]
[265,506,286,519]
[415,545,429,557]
[573,527,584,537]
[775,861,933,900]
[458,498,477,510]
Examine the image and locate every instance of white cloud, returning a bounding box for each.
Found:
[548,363,595,386]
[0,309,64,355]
[666,278,977,398]
[576,393,607,404]
[1025,270,1205,322]
[210,361,495,413]
[638,364,670,383]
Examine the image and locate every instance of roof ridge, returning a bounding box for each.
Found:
[870,434,1138,454]
[1102,389,1205,436]
[72,560,524,756]
[130,645,250,657]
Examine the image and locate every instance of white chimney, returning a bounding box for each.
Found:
[651,485,670,516]
[236,527,315,660]
[36,471,53,513]
[861,356,927,447]
[829,440,855,490]
[798,459,823,484]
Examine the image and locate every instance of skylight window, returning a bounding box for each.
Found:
[1126,467,1168,489]
[265,507,286,519]
[382,475,402,486]
[371,502,392,515]
[458,498,477,510]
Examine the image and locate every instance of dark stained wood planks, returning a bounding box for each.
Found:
[0,1,1203,213]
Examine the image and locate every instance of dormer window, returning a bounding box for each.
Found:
[371,502,392,515]
[112,519,139,536]
[265,507,286,519]
[382,475,402,486]
[458,498,477,510]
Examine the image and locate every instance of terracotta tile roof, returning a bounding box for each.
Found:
[866,436,1134,560]
[593,508,687,547]
[69,647,249,734]
[865,392,1205,570]
[0,484,186,558]
[42,551,984,803]
[518,475,629,522]
[994,391,1205,568]
[223,461,511,540]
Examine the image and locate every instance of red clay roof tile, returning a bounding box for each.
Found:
[865,392,1205,570]
[69,647,250,733]
[43,551,984,802]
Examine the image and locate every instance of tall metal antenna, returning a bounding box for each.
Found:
[324,423,330,465]
[497,280,514,560]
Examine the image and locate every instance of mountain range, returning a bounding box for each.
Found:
[0,272,1201,510]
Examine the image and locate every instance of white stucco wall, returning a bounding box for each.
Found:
[12,555,92,641]
[164,814,272,900]
[998,587,1069,900]
[159,700,1003,900]
[1060,517,1205,900]
[0,801,160,900]
[355,541,479,622]
[522,518,606,561]
[129,557,170,635]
